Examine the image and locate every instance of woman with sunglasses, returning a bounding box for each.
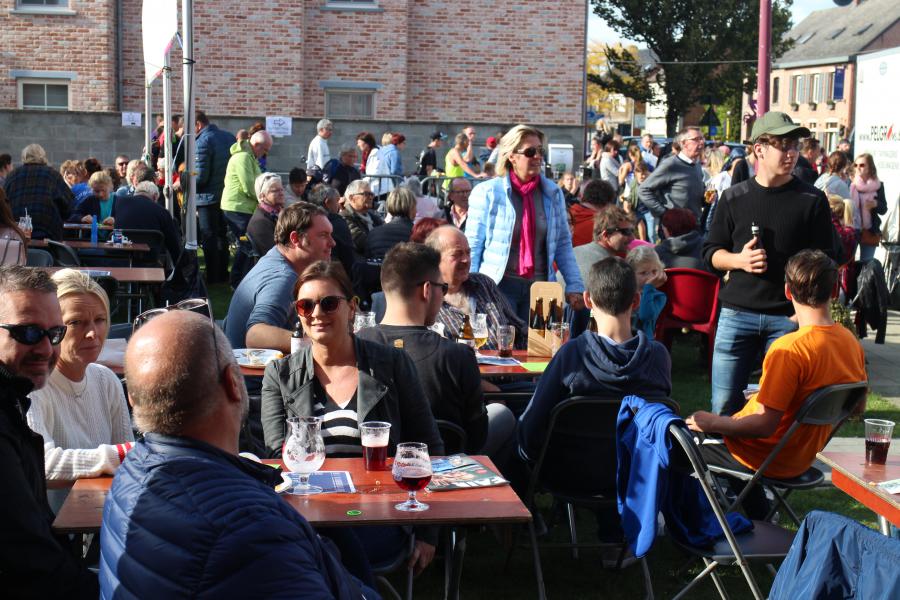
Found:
[850,153,887,262]
[27,269,133,481]
[261,261,443,575]
[465,124,585,324]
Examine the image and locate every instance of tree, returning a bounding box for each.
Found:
[591,0,794,136]
[586,41,651,119]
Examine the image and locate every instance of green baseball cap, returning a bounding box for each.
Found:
[750,111,810,142]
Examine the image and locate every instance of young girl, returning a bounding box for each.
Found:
[626,245,668,337]
[828,194,858,300]
[850,153,887,261]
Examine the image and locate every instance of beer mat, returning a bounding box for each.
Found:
[520,362,550,372]
[877,478,900,495]
[279,471,356,494]
[81,270,112,277]
[428,454,508,491]
[476,356,520,366]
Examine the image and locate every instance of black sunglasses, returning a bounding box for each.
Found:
[296,295,349,318]
[133,298,212,333]
[513,146,544,158]
[607,227,635,237]
[0,323,67,345]
[421,281,449,295]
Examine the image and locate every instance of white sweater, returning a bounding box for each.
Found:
[27,363,134,481]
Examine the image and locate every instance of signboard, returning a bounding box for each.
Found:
[265,116,292,138]
[700,106,721,127]
[121,112,142,128]
[634,114,646,129]
[141,0,178,84]
[834,67,845,101]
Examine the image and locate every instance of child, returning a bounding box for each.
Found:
[626,245,667,337]
[622,162,652,241]
[828,194,858,300]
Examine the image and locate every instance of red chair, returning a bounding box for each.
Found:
[653,268,720,371]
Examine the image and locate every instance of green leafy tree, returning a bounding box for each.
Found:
[590,0,794,137]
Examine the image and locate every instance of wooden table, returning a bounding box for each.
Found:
[29,238,151,252]
[40,265,164,283]
[478,349,549,378]
[62,222,115,239]
[98,338,272,379]
[817,451,900,534]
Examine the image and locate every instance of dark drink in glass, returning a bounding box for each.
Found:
[394,468,432,492]
[360,421,391,471]
[864,419,895,466]
[364,444,389,471]
[866,439,890,465]
[498,348,513,358]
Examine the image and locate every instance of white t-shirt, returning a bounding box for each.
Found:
[27,363,134,480]
[307,135,331,169]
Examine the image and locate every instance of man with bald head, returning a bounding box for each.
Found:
[222,130,274,287]
[0,266,98,598]
[425,225,524,348]
[100,311,376,598]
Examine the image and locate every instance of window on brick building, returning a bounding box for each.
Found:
[18,81,69,111]
[325,0,378,7]
[772,77,779,104]
[18,0,67,5]
[326,90,374,119]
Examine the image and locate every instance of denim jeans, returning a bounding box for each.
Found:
[498,275,532,326]
[859,243,877,262]
[223,210,252,289]
[711,306,798,416]
[197,203,228,283]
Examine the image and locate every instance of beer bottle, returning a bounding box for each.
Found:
[460,314,475,342]
[546,298,558,328]
[290,321,306,354]
[751,222,762,251]
[530,298,546,334]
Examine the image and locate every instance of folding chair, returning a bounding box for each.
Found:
[25,248,53,266]
[371,530,415,600]
[667,422,795,600]
[514,396,679,600]
[45,239,82,267]
[708,381,868,526]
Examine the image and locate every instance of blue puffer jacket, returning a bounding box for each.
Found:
[195,123,237,206]
[466,174,584,294]
[100,434,377,599]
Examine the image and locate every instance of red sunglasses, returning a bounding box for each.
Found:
[295,295,348,318]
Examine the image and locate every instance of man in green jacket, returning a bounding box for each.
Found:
[222,131,273,288]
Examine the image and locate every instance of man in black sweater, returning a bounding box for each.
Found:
[702,112,836,416]
[357,243,515,459]
[116,181,183,267]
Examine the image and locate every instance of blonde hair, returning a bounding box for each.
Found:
[381,132,394,146]
[705,149,725,177]
[88,170,113,189]
[386,186,416,218]
[22,144,47,165]
[625,245,663,270]
[495,124,546,177]
[827,194,854,225]
[51,268,111,326]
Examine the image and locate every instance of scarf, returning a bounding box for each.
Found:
[259,202,281,218]
[851,176,880,231]
[509,172,540,279]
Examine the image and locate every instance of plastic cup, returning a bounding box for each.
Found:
[497,325,515,357]
[864,419,894,465]
[360,421,391,470]
[549,322,570,356]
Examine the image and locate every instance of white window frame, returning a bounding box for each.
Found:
[324,89,375,119]
[12,0,76,16]
[323,0,380,11]
[811,73,822,103]
[772,76,780,104]
[17,78,71,111]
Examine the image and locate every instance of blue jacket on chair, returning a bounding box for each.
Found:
[616,395,752,557]
[99,433,377,599]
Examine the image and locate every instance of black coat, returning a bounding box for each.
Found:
[853,259,889,344]
[0,365,98,598]
[364,216,414,260]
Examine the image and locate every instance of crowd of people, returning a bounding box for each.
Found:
[0,107,885,597]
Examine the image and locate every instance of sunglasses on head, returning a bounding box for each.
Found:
[0,323,67,345]
[296,295,349,318]
[513,146,544,158]
[133,298,212,333]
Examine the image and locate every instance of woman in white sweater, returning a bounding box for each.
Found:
[27,268,133,480]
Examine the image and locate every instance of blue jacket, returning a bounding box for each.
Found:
[615,396,752,558]
[771,510,900,599]
[466,174,584,294]
[100,434,377,599]
[195,123,237,205]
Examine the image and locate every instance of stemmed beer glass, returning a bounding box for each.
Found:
[392,442,432,512]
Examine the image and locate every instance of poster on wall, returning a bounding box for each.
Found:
[265,116,292,137]
[121,112,142,128]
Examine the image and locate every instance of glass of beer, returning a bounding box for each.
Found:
[864,419,894,465]
[360,421,391,470]
[472,313,489,350]
[392,442,432,512]
[497,325,515,358]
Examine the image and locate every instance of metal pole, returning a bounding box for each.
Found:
[144,82,152,165]
[162,54,174,215]
[757,0,772,117]
[182,0,197,249]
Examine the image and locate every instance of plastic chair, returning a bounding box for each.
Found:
[45,240,82,267]
[435,419,468,456]
[25,248,53,266]
[653,268,720,371]
[667,422,795,600]
[118,229,166,268]
[709,381,868,526]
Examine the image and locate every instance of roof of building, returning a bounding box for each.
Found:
[775,0,900,67]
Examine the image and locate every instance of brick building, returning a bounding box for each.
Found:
[1,0,588,167]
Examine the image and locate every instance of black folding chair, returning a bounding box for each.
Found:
[25,248,53,266]
[708,381,868,525]
[667,422,795,600]
[45,240,81,267]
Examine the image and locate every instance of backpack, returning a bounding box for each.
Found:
[321,158,341,184]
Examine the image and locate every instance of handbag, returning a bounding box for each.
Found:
[860,228,882,247]
[0,236,24,266]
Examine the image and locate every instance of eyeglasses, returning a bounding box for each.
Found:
[133,298,212,333]
[854,163,867,168]
[763,138,800,152]
[607,227,635,237]
[0,323,67,345]
[295,295,349,318]
[116,161,128,167]
[449,189,471,195]
[683,137,705,144]
[420,281,449,295]
[352,192,375,199]
[513,146,544,159]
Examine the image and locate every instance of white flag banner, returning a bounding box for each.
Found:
[142,0,178,85]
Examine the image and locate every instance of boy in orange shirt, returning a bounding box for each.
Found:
[686,249,867,518]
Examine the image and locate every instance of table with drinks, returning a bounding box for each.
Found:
[817,418,899,534]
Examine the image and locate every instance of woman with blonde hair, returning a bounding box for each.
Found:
[70,170,117,225]
[850,153,887,261]
[465,124,585,322]
[27,269,134,481]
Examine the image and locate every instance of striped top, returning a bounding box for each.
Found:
[311,379,362,457]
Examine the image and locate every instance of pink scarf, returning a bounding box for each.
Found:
[510,171,540,279]
[851,176,880,230]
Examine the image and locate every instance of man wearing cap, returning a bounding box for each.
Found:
[702,111,836,416]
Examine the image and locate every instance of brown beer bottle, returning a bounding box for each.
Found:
[546,298,558,329]
[460,314,475,342]
[531,297,546,334]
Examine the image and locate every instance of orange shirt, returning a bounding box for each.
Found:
[725,324,866,479]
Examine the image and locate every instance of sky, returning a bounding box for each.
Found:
[588,0,825,47]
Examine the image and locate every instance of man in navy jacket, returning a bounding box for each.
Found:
[99,310,377,599]
[194,110,236,283]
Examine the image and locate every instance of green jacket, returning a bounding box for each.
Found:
[221,140,261,214]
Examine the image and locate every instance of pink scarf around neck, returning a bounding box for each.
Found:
[851,176,880,230]
[509,172,540,279]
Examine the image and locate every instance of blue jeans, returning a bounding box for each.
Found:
[643,211,658,244]
[223,210,252,289]
[711,306,798,416]
[498,275,532,326]
[859,243,877,262]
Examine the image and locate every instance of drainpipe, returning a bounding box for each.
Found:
[115,0,124,111]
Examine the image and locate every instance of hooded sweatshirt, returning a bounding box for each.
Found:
[517,330,671,490]
[655,230,705,270]
[221,140,262,215]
